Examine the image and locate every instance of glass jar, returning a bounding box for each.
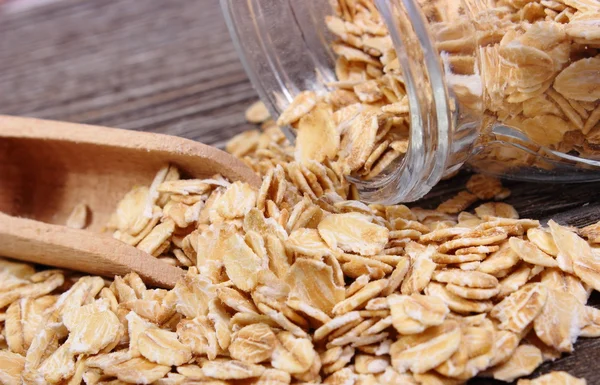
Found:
[221,0,600,203]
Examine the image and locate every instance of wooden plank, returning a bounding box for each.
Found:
[1,0,600,384]
[0,0,257,144]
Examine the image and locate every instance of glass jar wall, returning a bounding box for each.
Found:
[222,0,600,203]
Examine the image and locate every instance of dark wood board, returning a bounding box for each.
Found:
[2,0,600,383]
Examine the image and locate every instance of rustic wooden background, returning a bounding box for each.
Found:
[2,0,600,383]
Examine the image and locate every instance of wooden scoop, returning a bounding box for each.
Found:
[0,115,261,288]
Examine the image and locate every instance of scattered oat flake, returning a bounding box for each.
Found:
[318,212,389,255]
[0,351,25,385]
[401,245,437,294]
[466,174,505,200]
[332,279,387,315]
[202,359,265,379]
[438,227,507,254]
[138,328,192,366]
[491,283,548,334]
[63,302,122,355]
[490,344,543,382]
[286,258,345,316]
[339,110,381,174]
[223,232,265,292]
[426,282,493,314]
[446,283,499,300]
[212,181,257,220]
[433,269,498,288]
[105,357,171,384]
[509,237,558,267]
[157,179,211,196]
[554,57,600,102]
[277,91,318,126]
[388,294,449,334]
[65,202,89,229]
[229,323,277,364]
[390,320,462,374]
[246,100,271,123]
[271,331,316,374]
[533,288,585,353]
[436,191,478,214]
[517,371,587,384]
[550,220,600,290]
[475,202,518,219]
[295,104,340,165]
[527,228,559,256]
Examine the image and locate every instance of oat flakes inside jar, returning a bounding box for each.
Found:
[222,0,600,203]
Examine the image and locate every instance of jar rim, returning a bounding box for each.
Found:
[222,0,455,203]
[351,0,454,203]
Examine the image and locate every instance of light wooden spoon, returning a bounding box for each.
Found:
[0,115,261,288]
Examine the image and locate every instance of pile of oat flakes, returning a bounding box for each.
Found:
[2,0,600,383]
[0,105,599,384]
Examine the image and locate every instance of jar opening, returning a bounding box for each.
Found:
[349,0,456,203]
[223,0,457,203]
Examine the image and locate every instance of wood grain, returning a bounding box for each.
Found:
[0,0,257,147]
[2,0,600,383]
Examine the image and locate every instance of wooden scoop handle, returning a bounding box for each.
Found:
[0,114,261,189]
[0,212,184,289]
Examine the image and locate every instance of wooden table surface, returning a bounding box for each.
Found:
[2,1,600,383]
